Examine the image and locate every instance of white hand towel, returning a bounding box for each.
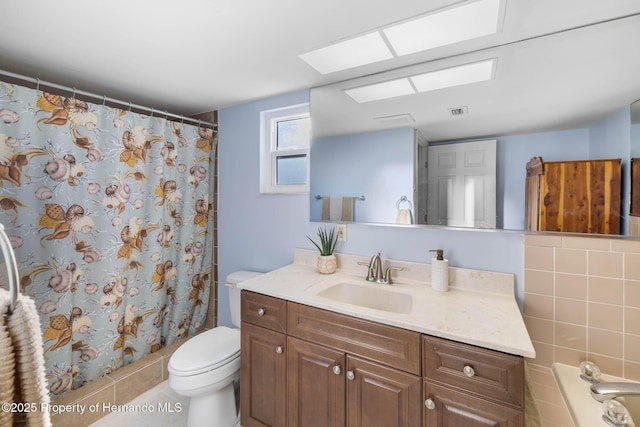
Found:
[329,196,343,221]
[396,208,413,224]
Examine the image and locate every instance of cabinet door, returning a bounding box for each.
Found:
[423,381,523,427]
[241,322,287,427]
[287,337,346,427]
[346,356,421,427]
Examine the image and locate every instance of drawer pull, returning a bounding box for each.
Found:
[425,398,436,410]
[463,365,475,378]
[257,308,265,316]
[333,365,341,375]
[346,370,355,381]
[275,345,283,354]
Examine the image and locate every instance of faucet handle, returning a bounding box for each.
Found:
[383,266,404,284]
[358,261,376,281]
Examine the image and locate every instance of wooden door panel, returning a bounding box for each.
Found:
[287,337,346,427]
[424,381,523,427]
[241,322,287,427]
[347,356,421,427]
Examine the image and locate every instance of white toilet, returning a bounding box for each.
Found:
[168,271,263,427]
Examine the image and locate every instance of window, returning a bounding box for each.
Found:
[260,103,310,194]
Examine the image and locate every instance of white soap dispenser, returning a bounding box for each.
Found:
[430,249,449,292]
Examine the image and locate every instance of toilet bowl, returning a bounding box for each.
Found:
[168,270,263,427]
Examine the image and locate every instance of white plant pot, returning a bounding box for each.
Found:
[317,254,337,274]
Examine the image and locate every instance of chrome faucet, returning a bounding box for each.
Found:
[591,382,640,402]
[358,253,382,282]
[358,253,403,284]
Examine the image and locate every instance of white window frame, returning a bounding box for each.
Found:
[260,103,310,194]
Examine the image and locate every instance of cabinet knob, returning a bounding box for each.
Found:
[346,370,355,381]
[463,365,475,378]
[275,345,283,354]
[257,308,265,316]
[333,365,341,375]
[424,398,436,410]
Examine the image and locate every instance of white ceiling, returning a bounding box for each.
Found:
[2,0,640,138]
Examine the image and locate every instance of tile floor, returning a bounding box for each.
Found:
[89,380,189,427]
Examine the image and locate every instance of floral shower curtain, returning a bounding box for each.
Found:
[0,80,215,398]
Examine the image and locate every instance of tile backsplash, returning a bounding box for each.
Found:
[524,234,640,380]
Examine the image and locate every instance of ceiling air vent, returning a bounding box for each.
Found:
[373,113,416,126]
[448,106,468,116]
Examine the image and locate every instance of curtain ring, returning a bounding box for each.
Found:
[72,87,76,100]
[35,78,40,91]
[128,101,132,112]
[164,111,169,120]
[150,107,154,117]
[102,95,107,106]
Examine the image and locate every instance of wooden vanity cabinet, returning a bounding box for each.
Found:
[240,291,525,427]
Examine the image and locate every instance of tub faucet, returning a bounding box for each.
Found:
[591,382,640,402]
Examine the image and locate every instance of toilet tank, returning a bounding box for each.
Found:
[226,271,264,328]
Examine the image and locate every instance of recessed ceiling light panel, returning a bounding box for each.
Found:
[383,0,502,56]
[410,59,495,92]
[344,78,416,103]
[299,32,394,75]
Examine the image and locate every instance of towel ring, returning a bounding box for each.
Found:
[396,195,413,210]
[0,224,19,315]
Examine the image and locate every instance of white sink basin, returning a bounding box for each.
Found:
[315,281,412,314]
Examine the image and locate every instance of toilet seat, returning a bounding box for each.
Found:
[168,326,240,377]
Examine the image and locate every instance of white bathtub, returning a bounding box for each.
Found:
[553,363,640,427]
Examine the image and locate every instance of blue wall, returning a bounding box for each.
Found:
[311,127,415,223]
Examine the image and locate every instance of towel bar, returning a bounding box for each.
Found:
[314,195,366,201]
[0,224,19,315]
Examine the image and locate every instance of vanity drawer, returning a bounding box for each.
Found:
[422,335,524,408]
[241,290,287,333]
[287,302,421,375]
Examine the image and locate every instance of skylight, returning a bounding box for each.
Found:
[383,0,501,56]
[343,78,415,103]
[298,33,393,75]
[298,0,502,74]
[410,59,495,92]
[343,59,496,103]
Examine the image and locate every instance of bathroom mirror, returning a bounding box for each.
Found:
[630,100,640,221]
[310,11,640,234]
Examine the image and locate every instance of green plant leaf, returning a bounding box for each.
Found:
[307,226,338,256]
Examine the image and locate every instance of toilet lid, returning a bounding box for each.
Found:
[168,326,240,376]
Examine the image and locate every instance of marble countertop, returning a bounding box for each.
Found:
[238,249,536,358]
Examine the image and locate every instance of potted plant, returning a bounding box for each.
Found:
[307,227,338,274]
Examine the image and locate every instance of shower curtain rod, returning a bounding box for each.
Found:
[0,69,216,128]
